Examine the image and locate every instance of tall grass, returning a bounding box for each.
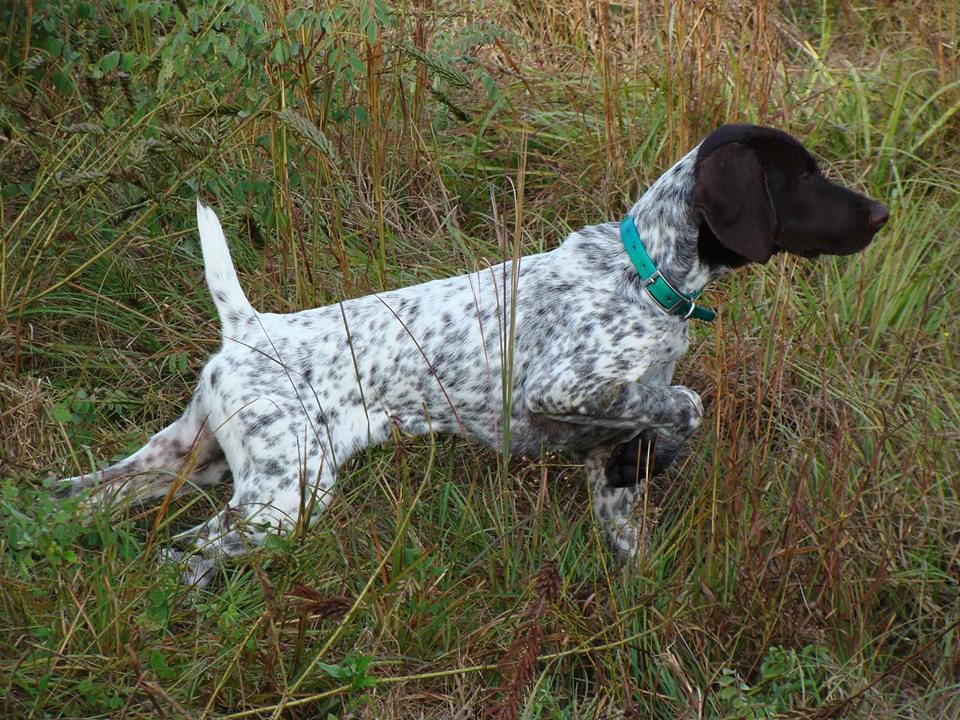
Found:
[1,1,958,718]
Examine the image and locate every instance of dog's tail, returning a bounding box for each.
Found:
[196,200,255,336]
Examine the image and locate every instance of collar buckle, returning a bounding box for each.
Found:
[620,215,716,323]
[642,270,662,288]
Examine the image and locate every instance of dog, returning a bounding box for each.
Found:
[59,125,888,586]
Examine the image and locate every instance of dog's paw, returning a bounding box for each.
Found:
[606,516,652,567]
[51,476,85,500]
[671,385,703,431]
[159,548,216,589]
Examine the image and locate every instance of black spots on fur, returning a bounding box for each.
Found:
[159,437,188,458]
[209,367,221,389]
[262,459,284,477]
[250,411,282,433]
[259,433,282,449]
[575,354,598,375]
[215,291,228,304]
[318,406,339,425]
[368,363,388,393]
[238,459,255,480]
[255,353,273,372]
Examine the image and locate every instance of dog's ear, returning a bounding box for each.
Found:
[693,142,777,264]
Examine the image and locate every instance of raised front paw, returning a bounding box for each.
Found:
[671,385,703,431]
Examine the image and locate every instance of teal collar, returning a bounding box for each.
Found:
[619,215,716,322]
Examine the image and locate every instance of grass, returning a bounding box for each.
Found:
[1,0,958,717]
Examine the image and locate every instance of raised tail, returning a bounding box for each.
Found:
[196,200,254,336]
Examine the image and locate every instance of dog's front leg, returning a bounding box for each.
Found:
[526,375,702,562]
[525,376,703,434]
[583,444,648,563]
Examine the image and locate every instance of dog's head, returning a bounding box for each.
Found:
[692,124,888,268]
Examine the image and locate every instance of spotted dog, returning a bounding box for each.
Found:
[60,125,888,586]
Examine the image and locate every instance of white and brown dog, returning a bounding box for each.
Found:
[60,125,888,586]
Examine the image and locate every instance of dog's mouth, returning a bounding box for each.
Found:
[839,226,886,255]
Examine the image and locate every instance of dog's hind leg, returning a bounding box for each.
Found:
[58,394,223,503]
[161,451,337,587]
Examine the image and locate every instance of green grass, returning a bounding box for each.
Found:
[2,1,959,717]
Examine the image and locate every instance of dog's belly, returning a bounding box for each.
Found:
[501,417,637,457]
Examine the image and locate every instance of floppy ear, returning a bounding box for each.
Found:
[693,142,777,264]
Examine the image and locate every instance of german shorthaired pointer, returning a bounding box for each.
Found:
[60,125,888,585]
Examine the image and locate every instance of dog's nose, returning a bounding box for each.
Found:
[869,203,889,231]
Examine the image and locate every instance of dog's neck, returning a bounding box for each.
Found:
[625,145,730,296]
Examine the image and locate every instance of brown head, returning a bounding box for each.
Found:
[692,124,888,269]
